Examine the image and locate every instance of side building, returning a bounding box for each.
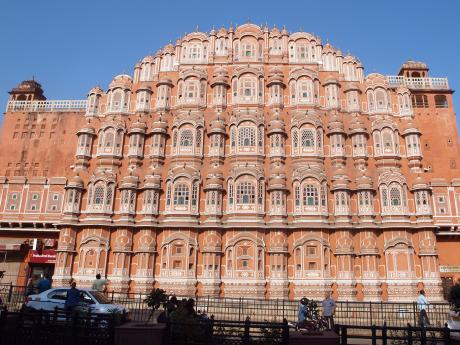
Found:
[1,24,459,301]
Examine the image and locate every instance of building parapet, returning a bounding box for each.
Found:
[6,100,87,113]
[386,76,449,90]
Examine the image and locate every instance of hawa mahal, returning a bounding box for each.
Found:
[1,23,459,301]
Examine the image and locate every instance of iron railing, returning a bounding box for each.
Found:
[336,323,460,345]
[0,284,451,327]
[0,307,115,345]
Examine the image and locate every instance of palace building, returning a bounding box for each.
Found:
[1,23,460,301]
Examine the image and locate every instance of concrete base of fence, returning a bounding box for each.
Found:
[290,330,339,345]
[114,322,166,345]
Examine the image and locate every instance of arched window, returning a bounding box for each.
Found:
[173,184,189,205]
[375,88,388,111]
[303,184,318,206]
[390,187,401,206]
[94,186,104,205]
[301,129,314,148]
[236,181,255,204]
[180,129,193,147]
[239,127,255,147]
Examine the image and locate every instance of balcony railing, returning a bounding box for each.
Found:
[6,100,87,112]
[386,76,449,90]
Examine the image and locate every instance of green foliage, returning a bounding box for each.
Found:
[144,288,168,311]
[144,288,168,324]
[448,283,460,311]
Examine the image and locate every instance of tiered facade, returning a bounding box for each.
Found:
[1,23,459,301]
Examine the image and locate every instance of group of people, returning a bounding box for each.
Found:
[297,290,432,331]
[158,296,211,323]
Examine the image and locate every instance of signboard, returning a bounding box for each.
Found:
[29,249,56,264]
[440,265,460,273]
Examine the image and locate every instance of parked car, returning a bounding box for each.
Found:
[447,310,460,340]
[24,287,129,316]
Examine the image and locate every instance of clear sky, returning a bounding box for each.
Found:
[0,0,459,122]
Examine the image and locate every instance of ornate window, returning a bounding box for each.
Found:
[97,127,124,157]
[346,90,360,111]
[107,88,130,113]
[76,133,92,157]
[380,182,408,216]
[143,189,159,215]
[172,126,204,156]
[398,92,412,116]
[334,191,350,216]
[330,134,345,157]
[352,134,367,157]
[160,54,174,71]
[292,127,322,156]
[155,85,171,109]
[120,189,136,214]
[325,84,339,108]
[64,188,81,214]
[405,134,421,157]
[368,88,390,113]
[166,178,200,214]
[160,236,197,277]
[293,180,327,215]
[373,128,399,156]
[224,237,265,279]
[86,93,101,116]
[268,84,282,105]
[357,190,373,216]
[228,176,264,213]
[230,122,264,155]
[294,239,331,279]
[135,90,150,112]
[128,133,144,157]
[215,38,228,56]
[87,181,115,213]
[270,190,286,215]
[415,190,431,215]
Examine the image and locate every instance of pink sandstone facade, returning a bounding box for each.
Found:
[1,23,460,301]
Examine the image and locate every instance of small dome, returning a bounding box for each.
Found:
[322,43,334,53]
[327,113,345,133]
[144,173,161,187]
[141,55,155,63]
[323,77,339,86]
[151,115,168,133]
[130,119,147,133]
[68,175,84,188]
[356,172,373,190]
[268,114,286,133]
[412,174,429,190]
[88,86,103,95]
[349,114,366,133]
[157,78,173,86]
[109,74,133,89]
[209,114,226,132]
[121,174,139,188]
[163,43,175,54]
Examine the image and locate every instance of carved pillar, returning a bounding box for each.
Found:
[418,230,444,301]
[267,231,289,299]
[132,229,156,293]
[53,227,77,287]
[199,230,222,296]
[359,230,382,301]
[335,230,357,301]
[108,229,133,292]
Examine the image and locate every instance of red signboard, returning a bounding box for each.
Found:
[29,249,56,264]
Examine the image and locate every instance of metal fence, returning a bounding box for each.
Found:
[107,291,451,326]
[0,284,451,327]
[0,308,115,345]
[336,323,460,345]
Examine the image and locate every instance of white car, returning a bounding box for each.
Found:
[447,310,460,340]
[25,288,129,315]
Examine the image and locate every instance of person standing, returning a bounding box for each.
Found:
[65,281,80,312]
[37,274,52,293]
[91,274,108,292]
[322,292,336,330]
[298,298,308,323]
[417,289,430,327]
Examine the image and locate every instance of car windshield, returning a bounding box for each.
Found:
[90,291,110,304]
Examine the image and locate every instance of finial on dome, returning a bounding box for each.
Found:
[195,25,199,32]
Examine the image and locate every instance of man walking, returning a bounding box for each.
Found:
[322,292,336,330]
[91,274,108,292]
[417,289,430,327]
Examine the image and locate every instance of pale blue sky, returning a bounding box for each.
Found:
[0,0,459,121]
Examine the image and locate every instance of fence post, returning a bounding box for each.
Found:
[239,297,242,322]
[369,301,373,326]
[7,283,13,303]
[382,322,387,345]
[340,325,348,345]
[243,317,250,345]
[282,318,289,345]
[421,325,427,345]
[407,323,413,345]
[111,290,114,303]
[371,324,377,345]
[412,302,417,326]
